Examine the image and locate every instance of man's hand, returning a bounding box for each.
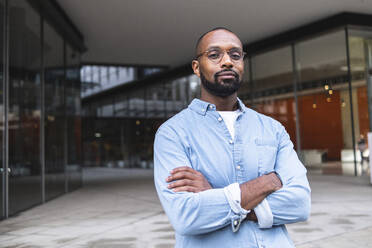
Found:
[246,210,258,222]
[266,172,282,192]
[166,166,212,193]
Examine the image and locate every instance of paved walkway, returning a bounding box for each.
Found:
[0,168,371,248]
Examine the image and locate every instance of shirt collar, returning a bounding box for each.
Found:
[188,98,247,116]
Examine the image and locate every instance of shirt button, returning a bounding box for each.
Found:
[209,105,213,109]
[201,108,205,112]
[218,117,222,121]
[233,220,238,226]
[229,139,233,144]
[236,165,241,170]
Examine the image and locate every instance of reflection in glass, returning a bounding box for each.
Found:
[247,46,297,147]
[0,0,4,218]
[66,45,82,191]
[82,74,200,168]
[8,0,42,215]
[80,65,164,98]
[295,30,350,174]
[129,90,145,118]
[146,83,166,118]
[44,21,65,200]
[348,29,372,175]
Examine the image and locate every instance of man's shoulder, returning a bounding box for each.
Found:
[156,107,194,136]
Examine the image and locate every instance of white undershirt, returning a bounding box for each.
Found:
[218,110,240,140]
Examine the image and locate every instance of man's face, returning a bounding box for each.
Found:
[192,30,244,97]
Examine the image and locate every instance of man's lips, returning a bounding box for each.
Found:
[216,71,237,80]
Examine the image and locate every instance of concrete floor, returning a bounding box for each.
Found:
[0,167,371,248]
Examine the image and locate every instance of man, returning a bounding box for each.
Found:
[154,27,311,248]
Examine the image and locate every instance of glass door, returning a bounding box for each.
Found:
[348,29,372,176]
[294,30,351,175]
[0,0,4,220]
[8,0,42,215]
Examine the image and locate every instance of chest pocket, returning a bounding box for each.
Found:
[255,138,278,176]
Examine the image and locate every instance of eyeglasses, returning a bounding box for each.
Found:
[195,48,246,64]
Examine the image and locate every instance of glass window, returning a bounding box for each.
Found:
[128,89,145,118]
[8,0,42,215]
[44,20,65,200]
[80,65,162,97]
[0,0,4,218]
[101,99,114,117]
[249,46,297,147]
[114,94,129,117]
[348,28,372,175]
[295,30,350,171]
[146,83,166,118]
[189,74,201,100]
[238,57,251,107]
[66,44,82,191]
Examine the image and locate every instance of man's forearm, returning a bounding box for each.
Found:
[240,172,282,210]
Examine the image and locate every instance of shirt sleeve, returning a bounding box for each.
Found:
[225,183,274,229]
[265,124,311,227]
[223,183,250,232]
[154,126,245,235]
[253,199,273,228]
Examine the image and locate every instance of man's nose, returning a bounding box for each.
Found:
[220,52,233,68]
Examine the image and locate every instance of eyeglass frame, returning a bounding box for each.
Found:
[193,47,246,64]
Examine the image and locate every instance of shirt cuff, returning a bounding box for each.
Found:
[223,183,250,232]
[254,198,273,228]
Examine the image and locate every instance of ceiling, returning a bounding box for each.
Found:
[56,0,372,67]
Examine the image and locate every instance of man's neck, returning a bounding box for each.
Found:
[201,90,238,111]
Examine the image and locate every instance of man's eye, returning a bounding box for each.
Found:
[230,53,241,60]
[207,53,220,60]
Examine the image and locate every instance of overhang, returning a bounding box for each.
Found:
[57,0,372,67]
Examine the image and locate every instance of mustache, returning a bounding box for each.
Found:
[214,69,239,78]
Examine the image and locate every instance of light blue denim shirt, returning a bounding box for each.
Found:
[154,98,311,248]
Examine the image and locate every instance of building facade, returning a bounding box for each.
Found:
[2,1,372,220]
[82,13,372,178]
[0,0,85,219]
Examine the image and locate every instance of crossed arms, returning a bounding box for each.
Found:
[154,125,311,236]
[166,166,282,222]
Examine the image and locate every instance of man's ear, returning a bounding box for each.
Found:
[192,60,200,77]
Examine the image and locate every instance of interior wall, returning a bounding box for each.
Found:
[357,86,370,137]
[255,98,297,148]
[299,92,343,160]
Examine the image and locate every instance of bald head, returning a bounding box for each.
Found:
[195,27,242,57]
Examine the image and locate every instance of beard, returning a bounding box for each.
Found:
[200,69,241,97]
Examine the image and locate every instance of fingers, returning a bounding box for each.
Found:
[165,166,207,193]
[167,179,193,189]
[166,168,199,183]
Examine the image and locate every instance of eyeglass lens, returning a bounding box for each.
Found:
[206,49,244,63]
